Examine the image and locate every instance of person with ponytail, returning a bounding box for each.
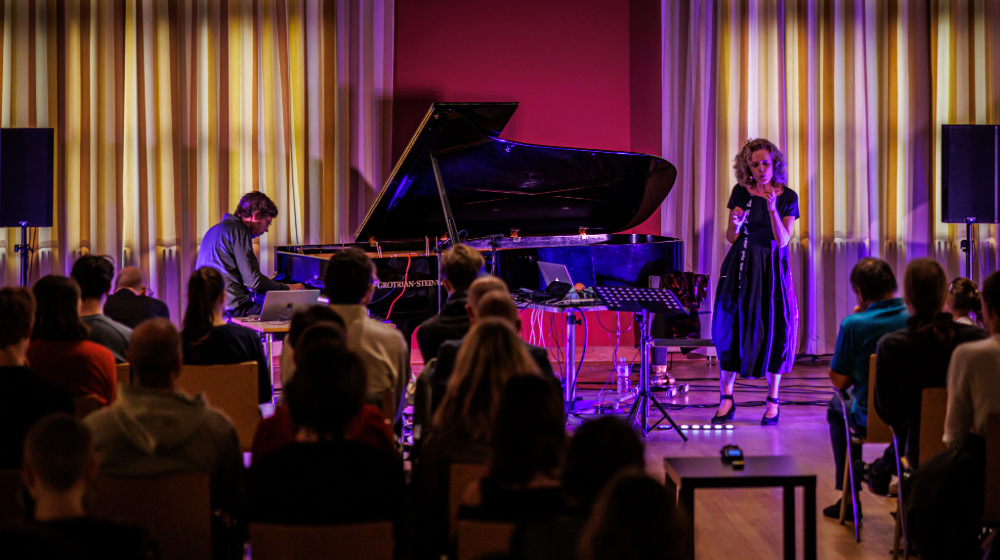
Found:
[945,277,983,327]
[865,259,987,492]
[181,267,271,403]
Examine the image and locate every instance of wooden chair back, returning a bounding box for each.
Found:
[449,462,488,540]
[116,362,132,386]
[0,469,24,530]
[456,519,516,560]
[984,413,1000,524]
[376,388,396,424]
[249,522,394,560]
[86,472,211,560]
[178,362,259,450]
[865,354,893,444]
[73,394,104,419]
[919,387,949,465]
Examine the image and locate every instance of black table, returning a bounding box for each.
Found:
[663,455,816,560]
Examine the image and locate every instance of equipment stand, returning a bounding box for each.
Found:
[627,309,688,440]
[563,309,580,407]
[964,217,976,279]
[14,222,32,287]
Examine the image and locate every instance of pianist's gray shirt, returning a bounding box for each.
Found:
[195,213,288,309]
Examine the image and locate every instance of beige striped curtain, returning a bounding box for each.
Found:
[663,0,1000,356]
[0,0,392,321]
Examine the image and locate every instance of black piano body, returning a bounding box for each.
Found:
[275,102,683,334]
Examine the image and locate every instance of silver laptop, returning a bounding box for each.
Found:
[258,290,321,321]
[538,261,574,288]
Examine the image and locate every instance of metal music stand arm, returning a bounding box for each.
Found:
[626,307,688,440]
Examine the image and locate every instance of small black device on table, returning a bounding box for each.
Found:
[720,444,744,469]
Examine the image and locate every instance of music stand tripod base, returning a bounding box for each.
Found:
[593,286,689,441]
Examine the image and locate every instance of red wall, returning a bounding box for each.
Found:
[393,0,632,161]
[393,0,662,349]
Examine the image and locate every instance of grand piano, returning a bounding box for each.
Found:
[274,102,683,336]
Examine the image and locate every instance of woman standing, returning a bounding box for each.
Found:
[711,138,799,425]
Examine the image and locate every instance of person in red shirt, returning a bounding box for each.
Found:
[28,275,117,405]
[251,306,397,461]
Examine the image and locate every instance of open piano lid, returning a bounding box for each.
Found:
[355,102,677,241]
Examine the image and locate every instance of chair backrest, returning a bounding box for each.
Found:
[73,394,104,420]
[449,462,488,540]
[178,362,259,450]
[919,387,949,465]
[250,522,394,560]
[86,472,211,560]
[866,354,893,444]
[984,413,1000,524]
[116,362,132,387]
[456,519,516,560]
[376,388,396,424]
[0,469,24,530]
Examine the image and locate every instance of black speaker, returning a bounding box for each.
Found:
[941,124,1000,224]
[0,128,54,227]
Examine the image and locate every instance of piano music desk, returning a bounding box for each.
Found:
[228,318,290,403]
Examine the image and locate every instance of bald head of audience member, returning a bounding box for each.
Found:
[475,291,522,330]
[465,275,509,321]
[128,318,183,389]
[114,266,149,296]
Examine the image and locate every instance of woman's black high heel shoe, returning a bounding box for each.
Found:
[711,394,736,424]
[761,396,780,426]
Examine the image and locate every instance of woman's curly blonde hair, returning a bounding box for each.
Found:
[733,138,788,188]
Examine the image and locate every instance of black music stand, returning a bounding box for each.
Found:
[594,286,689,440]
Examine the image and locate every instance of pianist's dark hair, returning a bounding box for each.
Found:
[324,247,377,304]
[234,190,278,219]
[182,267,225,355]
[733,138,788,188]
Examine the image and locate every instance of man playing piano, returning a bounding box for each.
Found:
[196,191,304,317]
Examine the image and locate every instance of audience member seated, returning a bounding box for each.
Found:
[869,258,986,493]
[27,275,118,405]
[459,375,566,521]
[412,317,542,560]
[578,469,683,560]
[511,416,645,560]
[0,287,74,469]
[85,319,244,529]
[906,270,1000,559]
[181,267,270,403]
[945,277,983,328]
[247,330,404,529]
[431,276,554,411]
[324,247,409,420]
[823,258,909,519]
[417,244,484,362]
[71,255,133,363]
[251,312,396,462]
[20,414,157,560]
[277,305,345,389]
[104,266,170,329]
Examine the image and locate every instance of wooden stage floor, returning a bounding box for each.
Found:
[569,356,897,560]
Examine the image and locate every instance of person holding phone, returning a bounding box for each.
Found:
[710,138,799,426]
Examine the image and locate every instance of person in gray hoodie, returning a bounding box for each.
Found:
[84,318,244,527]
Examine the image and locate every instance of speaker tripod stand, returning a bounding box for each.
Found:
[14,221,33,287]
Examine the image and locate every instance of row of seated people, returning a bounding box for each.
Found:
[2,283,686,560]
[821,256,1000,558]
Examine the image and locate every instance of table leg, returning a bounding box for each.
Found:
[564,310,576,410]
[265,332,275,403]
[783,485,796,560]
[677,486,695,560]
[804,482,816,560]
